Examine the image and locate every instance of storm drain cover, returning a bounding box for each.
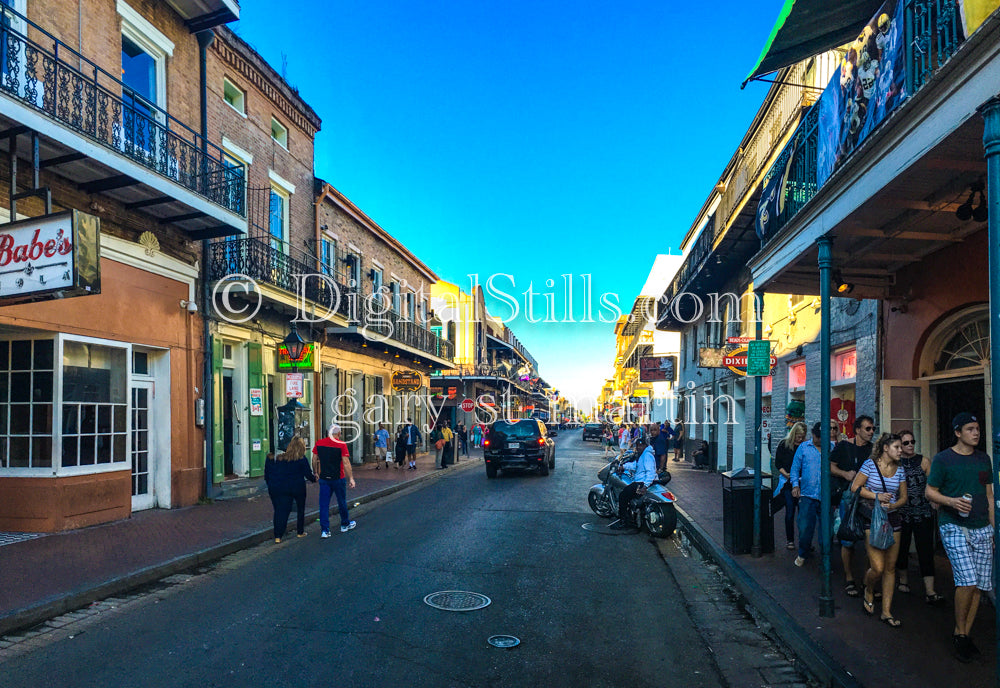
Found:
[424,591,492,612]
[488,635,520,648]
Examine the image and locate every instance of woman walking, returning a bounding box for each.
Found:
[264,436,316,543]
[894,429,943,603]
[774,422,807,551]
[394,424,408,469]
[850,433,908,627]
[472,422,483,448]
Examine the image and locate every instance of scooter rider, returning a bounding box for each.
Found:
[610,436,658,529]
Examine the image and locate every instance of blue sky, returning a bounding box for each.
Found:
[232,0,779,411]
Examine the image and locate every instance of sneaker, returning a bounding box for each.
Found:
[794,556,806,567]
[321,531,331,538]
[296,532,307,538]
[274,537,282,544]
[786,541,795,550]
[340,521,357,533]
[954,634,974,663]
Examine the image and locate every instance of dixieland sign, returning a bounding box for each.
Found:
[391,370,422,392]
[0,210,100,303]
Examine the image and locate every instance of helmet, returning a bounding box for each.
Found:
[878,13,890,34]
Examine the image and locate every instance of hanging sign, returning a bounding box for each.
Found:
[277,342,315,370]
[391,370,422,392]
[746,340,775,376]
[285,373,304,398]
[0,210,101,304]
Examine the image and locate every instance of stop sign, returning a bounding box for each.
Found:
[460,398,475,412]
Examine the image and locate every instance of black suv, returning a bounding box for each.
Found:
[484,419,555,478]
[582,423,603,441]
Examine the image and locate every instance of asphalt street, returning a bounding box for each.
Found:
[3,433,732,688]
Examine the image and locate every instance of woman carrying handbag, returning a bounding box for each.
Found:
[849,432,908,627]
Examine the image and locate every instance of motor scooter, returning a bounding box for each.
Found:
[588,452,677,537]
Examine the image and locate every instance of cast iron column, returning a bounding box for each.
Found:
[818,236,835,617]
[978,96,1000,688]
[752,286,764,557]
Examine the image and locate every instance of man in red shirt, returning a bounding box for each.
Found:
[313,423,357,536]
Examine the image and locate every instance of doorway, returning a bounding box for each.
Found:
[222,370,235,477]
[933,377,986,454]
[131,381,154,511]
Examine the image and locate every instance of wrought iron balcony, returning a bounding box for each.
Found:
[210,235,455,362]
[755,0,965,246]
[0,6,244,218]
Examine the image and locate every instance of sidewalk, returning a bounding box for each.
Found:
[667,461,995,688]
[0,448,482,637]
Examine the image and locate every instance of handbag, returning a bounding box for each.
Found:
[837,487,867,542]
[435,439,445,450]
[868,463,896,550]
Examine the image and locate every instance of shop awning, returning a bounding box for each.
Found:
[743,0,886,87]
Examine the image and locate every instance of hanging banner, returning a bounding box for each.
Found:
[817,0,907,186]
[960,0,1000,36]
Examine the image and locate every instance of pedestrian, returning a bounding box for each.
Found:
[603,426,614,457]
[651,422,669,472]
[672,419,685,461]
[313,423,357,536]
[374,422,390,469]
[850,432,907,627]
[430,423,444,468]
[663,420,673,450]
[472,422,483,448]
[692,439,711,470]
[790,422,824,566]
[442,421,455,466]
[458,422,469,457]
[405,418,422,469]
[265,436,316,543]
[831,415,875,598]
[894,429,942,604]
[618,423,631,454]
[925,412,994,663]
[393,424,407,469]
[773,421,806,551]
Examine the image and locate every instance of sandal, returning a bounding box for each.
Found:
[880,616,902,628]
[925,592,945,605]
[897,583,911,593]
[844,582,860,598]
[862,593,874,616]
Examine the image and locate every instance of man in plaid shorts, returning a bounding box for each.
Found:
[926,412,994,663]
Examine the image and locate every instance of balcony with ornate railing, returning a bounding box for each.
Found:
[756,0,966,246]
[0,5,245,223]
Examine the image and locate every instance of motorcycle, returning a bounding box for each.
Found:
[588,452,677,538]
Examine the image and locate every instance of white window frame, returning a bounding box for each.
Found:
[271,117,288,149]
[268,184,290,253]
[320,233,338,276]
[117,0,173,116]
[222,77,246,116]
[0,333,132,478]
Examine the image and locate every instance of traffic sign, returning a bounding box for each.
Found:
[746,340,774,376]
[460,398,475,412]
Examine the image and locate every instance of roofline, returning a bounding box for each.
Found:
[315,181,439,283]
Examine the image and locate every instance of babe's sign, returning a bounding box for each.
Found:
[0,210,100,303]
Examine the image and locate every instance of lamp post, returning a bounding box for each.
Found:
[283,322,307,361]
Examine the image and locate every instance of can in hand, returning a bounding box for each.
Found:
[960,493,973,517]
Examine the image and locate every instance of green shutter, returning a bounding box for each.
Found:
[212,336,225,484]
[247,342,267,477]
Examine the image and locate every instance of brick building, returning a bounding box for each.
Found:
[0,0,244,530]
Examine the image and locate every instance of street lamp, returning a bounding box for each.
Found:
[283,322,307,360]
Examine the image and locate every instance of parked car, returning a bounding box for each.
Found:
[582,423,603,441]
[484,419,555,478]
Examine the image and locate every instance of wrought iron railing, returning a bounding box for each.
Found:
[0,5,244,216]
[752,0,968,247]
[209,236,455,361]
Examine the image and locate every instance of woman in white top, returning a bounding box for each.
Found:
[850,432,908,627]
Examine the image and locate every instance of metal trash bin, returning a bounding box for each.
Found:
[721,466,774,555]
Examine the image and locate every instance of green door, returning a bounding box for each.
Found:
[212,336,225,484]
[248,342,268,477]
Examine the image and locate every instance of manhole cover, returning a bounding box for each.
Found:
[488,635,520,648]
[424,591,492,611]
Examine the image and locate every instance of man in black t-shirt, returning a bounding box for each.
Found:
[830,415,875,596]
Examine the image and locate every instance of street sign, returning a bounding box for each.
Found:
[460,398,475,412]
[746,340,774,376]
[285,373,304,398]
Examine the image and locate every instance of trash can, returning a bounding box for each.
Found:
[721,467,774,555]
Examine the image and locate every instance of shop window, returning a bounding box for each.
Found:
[833,348,857,383]
[762,375,773,395]
[61,340,128,468]
[788,361,807,391]
[0,339,54,468]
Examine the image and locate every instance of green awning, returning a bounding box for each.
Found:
[743,0,887,87]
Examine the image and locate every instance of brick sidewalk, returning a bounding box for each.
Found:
[0,448,481,634]
[667,461,995,688]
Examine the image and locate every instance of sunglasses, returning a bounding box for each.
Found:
[862,426,875,432]
[901,440,915,446]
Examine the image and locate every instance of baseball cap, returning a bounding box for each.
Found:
[952,412,978,431]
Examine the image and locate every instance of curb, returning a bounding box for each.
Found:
[674,504,862,688]
[0,458,481,638]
